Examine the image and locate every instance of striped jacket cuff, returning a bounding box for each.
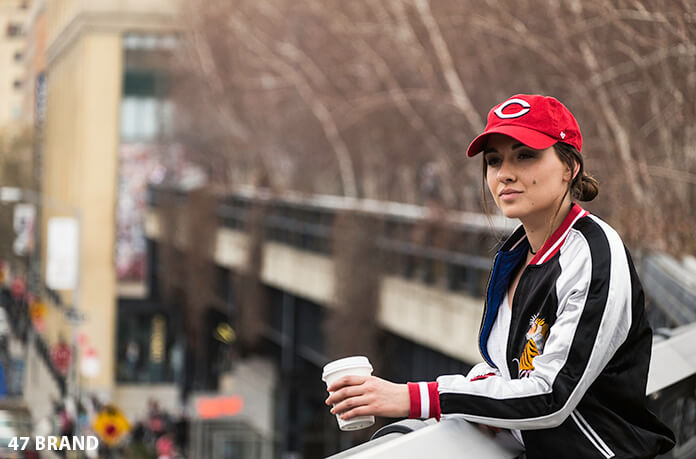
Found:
[407,382,440,421]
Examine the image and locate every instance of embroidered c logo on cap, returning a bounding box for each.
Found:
[494,98,531,119]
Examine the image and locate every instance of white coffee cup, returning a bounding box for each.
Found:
[322,356,375,431]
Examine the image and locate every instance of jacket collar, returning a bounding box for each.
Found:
[499,203,590,265]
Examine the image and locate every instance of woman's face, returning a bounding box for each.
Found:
[484,134,572,221]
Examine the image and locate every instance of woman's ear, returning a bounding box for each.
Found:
[565,162,580,183]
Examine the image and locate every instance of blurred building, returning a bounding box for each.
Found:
[0,0,30,130]
[23,0,181,418]
[19,0,43,125]
[17,0,44,193]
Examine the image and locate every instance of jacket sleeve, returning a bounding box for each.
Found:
[436,225,634,430]
[407,363,501,420]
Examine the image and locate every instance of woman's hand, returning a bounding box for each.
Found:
[325,375,410,420]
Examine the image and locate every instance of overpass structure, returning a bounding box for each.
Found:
[143,185,694,458]
[145,185,517,366]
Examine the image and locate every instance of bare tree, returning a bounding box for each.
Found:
[172,0,695,252]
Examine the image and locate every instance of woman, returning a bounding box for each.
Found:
[325,94,675,458]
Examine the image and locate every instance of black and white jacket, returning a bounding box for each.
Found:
[407,204,675,458]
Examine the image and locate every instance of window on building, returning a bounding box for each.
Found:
[123,33,179,51]
[35,72,46,126]
[6,23,22,37]
[120,70,173,142]
[116,301,176,384]
[120,33,178,143]
[13,80,22,90]
[14,51,23,62]
[20,1,29,9]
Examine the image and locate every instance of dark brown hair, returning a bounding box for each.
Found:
[553,142,599,202]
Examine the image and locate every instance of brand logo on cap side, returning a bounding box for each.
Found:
[494,98,531,119]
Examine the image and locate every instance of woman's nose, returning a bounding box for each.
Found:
[497,162,515,182]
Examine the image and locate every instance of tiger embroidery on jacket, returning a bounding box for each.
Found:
[517,314,550,378]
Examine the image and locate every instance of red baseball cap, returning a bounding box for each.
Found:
[466,94,582,157]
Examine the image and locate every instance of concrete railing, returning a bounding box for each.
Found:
[326,418,521,459]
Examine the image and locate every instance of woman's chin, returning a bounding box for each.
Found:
[498,203,527,220]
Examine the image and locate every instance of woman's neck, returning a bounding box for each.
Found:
[521,199,573,254]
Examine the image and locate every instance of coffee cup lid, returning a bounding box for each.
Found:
[322,356,372,381]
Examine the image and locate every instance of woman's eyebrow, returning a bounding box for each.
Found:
[484,143,528,155]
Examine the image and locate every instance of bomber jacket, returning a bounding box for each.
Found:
[407,204,675,458]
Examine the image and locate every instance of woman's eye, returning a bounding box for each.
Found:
[486,157,501,167]
[518,151,536,160]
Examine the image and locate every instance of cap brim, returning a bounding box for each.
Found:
[466,125,558,157]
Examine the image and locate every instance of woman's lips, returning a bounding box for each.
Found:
[499,190,522,201]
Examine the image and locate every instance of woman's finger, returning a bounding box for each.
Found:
[326,375,368,393]
[334,398,373,420]
[325,384,367,406]
[331,395,371,418]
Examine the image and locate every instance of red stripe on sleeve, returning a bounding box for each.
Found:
[407,382,421,419]
[470,372,497,381]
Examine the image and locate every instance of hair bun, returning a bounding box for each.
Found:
[574,173,599,201]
